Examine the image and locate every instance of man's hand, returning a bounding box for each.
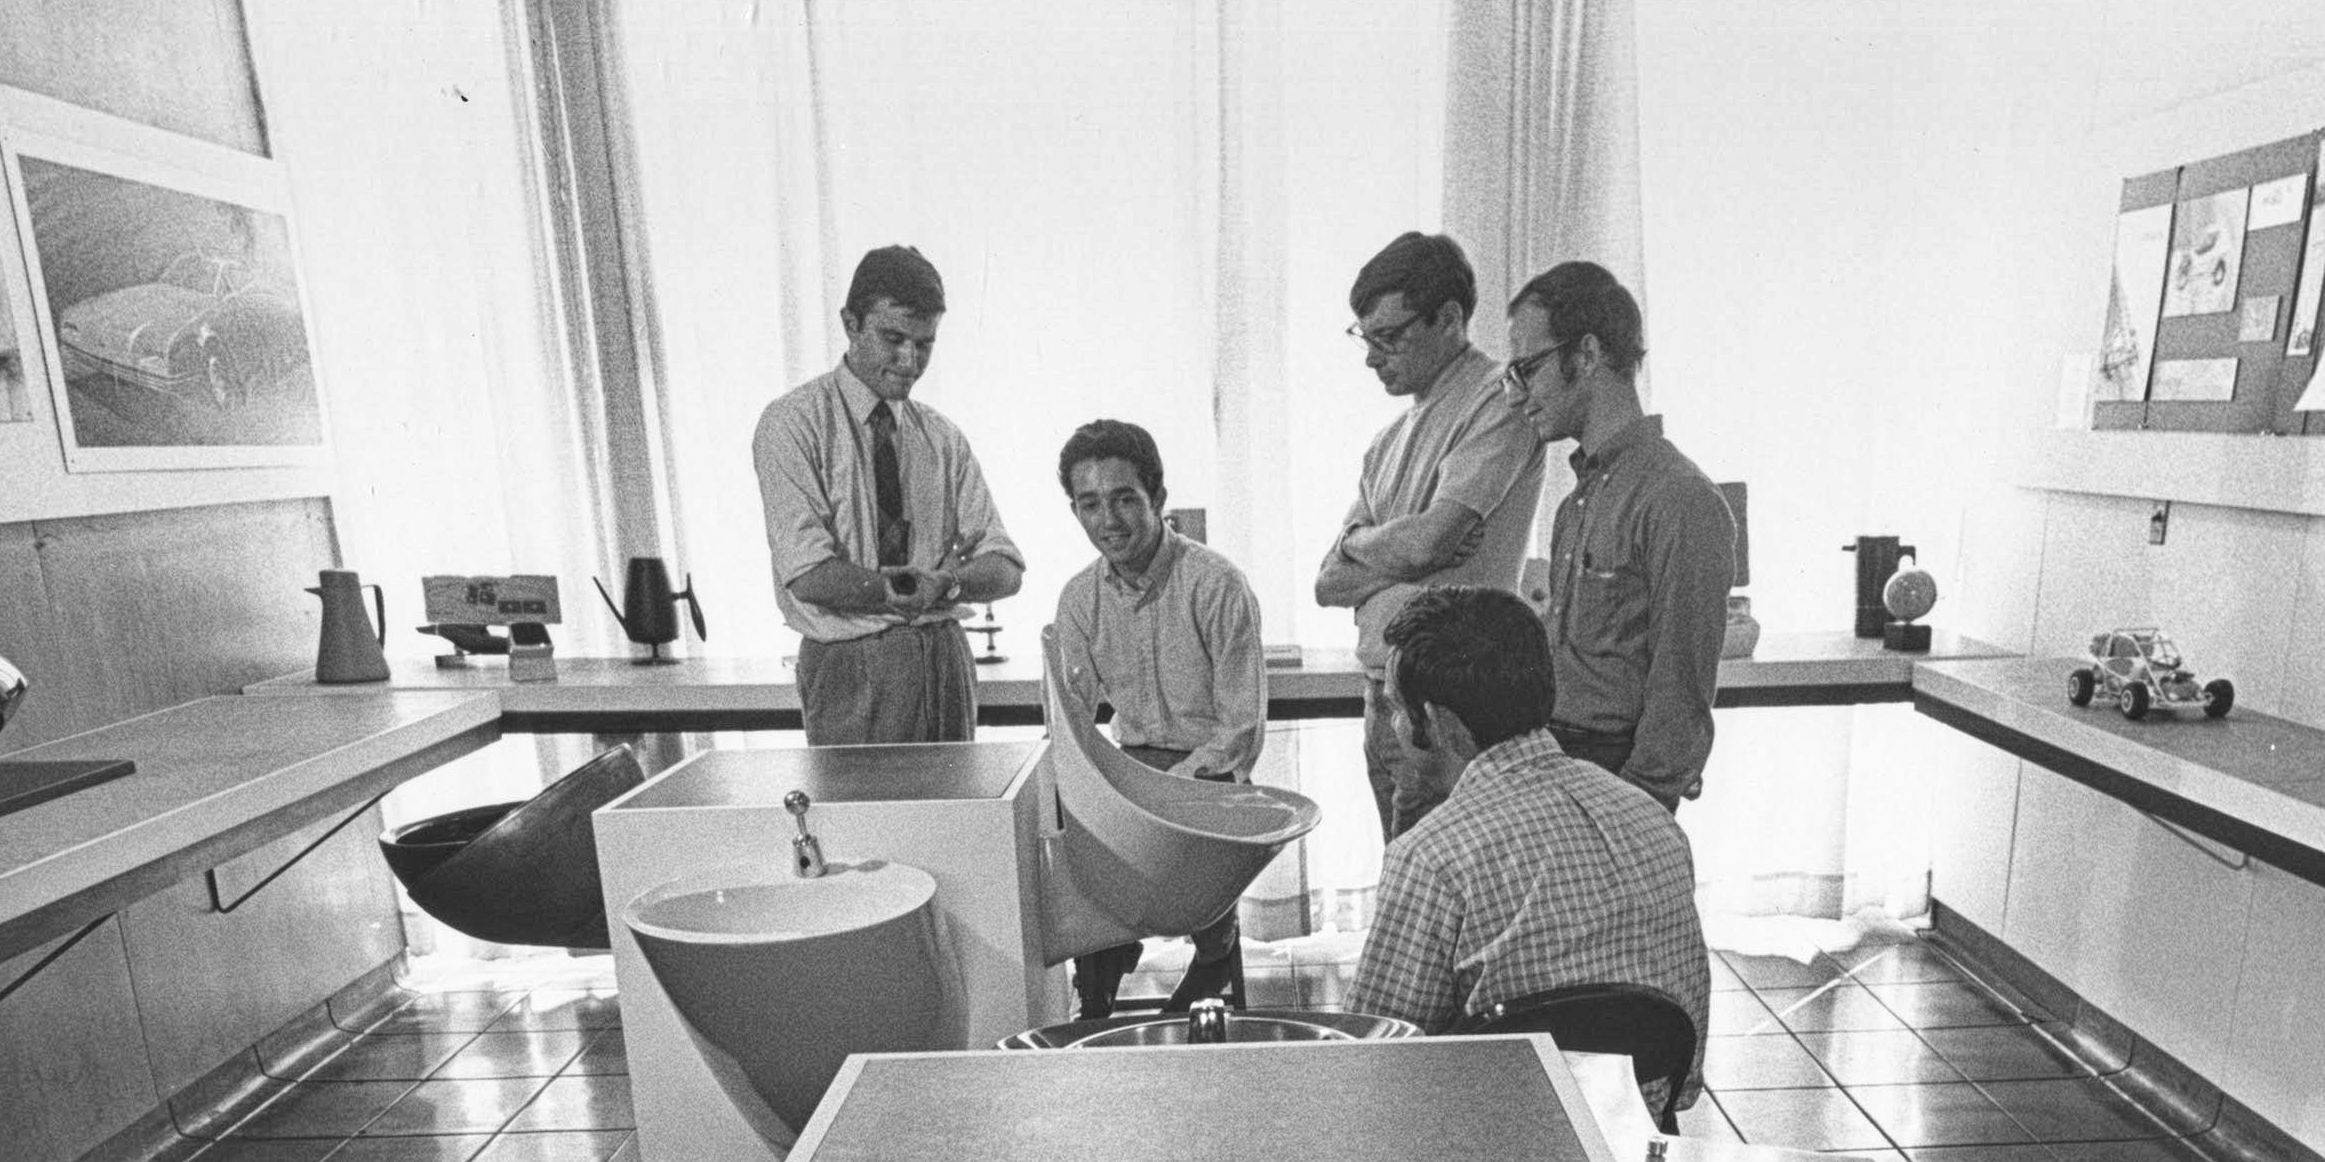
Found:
[882,566,952,615]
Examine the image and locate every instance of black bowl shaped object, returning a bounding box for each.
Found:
[379,801,519,887]
[380,744,646,950]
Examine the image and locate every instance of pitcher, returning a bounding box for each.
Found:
[310,569,391,683]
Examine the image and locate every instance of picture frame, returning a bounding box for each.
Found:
[0,93,330,473]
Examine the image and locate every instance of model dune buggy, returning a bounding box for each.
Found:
[2067,628,2233,721]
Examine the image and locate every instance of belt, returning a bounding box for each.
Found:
[1547,722,1634,747]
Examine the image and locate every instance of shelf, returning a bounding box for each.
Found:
[2020,428,2325,517]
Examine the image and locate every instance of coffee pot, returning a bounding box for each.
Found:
[593,557,706,665]
[309,569,391,683]
[1841,537,1916,639]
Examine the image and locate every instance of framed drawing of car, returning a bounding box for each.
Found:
[0,103,330,473]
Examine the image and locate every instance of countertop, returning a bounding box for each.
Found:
[241,629,2016,729]
[0,692,500,961]
[1913,655,2325,884]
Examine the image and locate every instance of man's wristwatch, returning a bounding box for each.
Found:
[935,574,963,604]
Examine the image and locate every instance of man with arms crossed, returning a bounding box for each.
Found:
[1348,585,1710,1112]
[1054,420,1265,1018]
[1315,232,1545,840]
[1501,261,1733,810]
[753,245,1025,744]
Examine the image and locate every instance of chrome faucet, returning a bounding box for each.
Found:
[785,790,827,878]
[1188,997,1231,1044]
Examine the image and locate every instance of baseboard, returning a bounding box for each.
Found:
[1930,899,2323,1162]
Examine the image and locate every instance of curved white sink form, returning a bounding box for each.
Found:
[622,859,952,1146]
[1039,628,1324,964]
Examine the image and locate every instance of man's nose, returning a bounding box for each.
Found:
[1365,347,1388,369]
[894,345,924,373]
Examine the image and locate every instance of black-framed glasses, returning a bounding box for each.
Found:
[1498,339,1573,397]
[1345,314,1427,354]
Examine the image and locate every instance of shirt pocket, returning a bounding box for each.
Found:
[1567,549,1648,661]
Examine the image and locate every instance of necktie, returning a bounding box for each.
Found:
[869,401,907,567]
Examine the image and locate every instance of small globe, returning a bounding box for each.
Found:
[1883,567,1938,622]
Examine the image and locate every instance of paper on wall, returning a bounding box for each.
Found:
[2150,357,2239,402]
[2248,172,2309,230]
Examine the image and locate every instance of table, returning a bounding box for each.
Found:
[242,629,2016,731]
[1913,656,2325,887]
[0,693,500,962]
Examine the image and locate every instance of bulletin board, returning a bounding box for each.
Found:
[2091,131,2324,435]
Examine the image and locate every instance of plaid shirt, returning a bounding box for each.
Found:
[1348,729,1710,1102]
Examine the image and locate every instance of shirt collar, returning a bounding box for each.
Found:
[1410,344,1488,408]
[835,360,900,425]
[1102,528,1186,602]
[1570,413,1663,474]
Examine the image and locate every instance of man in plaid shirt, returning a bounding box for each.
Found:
[1347,585,1710,1108]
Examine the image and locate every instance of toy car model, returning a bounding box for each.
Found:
[2067,628,2233,721]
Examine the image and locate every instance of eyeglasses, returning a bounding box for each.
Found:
[1498,339,1573,397]
[1345,314,1427,355]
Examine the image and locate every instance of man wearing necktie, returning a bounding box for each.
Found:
[753,245,1025,744]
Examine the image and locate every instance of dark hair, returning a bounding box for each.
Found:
[844,245,946,320]
[1508,260,1646,377]
[1385,585,1552,752]
[1057,419,1166,507]
[1349,232,1477,326]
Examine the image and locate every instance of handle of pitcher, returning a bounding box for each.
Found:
[365,584,386,645]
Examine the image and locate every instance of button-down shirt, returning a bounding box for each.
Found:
[1348,729,1710,1103]
[1344,346,1547,673]
[1543,415,1733,803]
[1054,530,1265,780]
[753,362,1023,643]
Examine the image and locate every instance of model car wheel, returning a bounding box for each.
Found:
[2119,683,2151,720]
[2067,669,2096,707]
[2204,678,2235,718]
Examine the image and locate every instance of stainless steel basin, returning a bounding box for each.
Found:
[999,1008,1419,1049]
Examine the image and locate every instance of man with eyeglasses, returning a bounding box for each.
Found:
[1501,261,1732,811]
[753,245,1025,745]
[1315,232,1545,840]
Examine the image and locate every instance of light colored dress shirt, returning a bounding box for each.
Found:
[1344,345,1546,673]
[1543,414,1734,803]
[753,361,1022,643]
[1348,728,1711,1103]
[1054,530,1266,780]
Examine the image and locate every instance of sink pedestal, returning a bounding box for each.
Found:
[595,742,1068,1161]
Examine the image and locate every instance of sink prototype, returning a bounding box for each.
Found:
[999,1008,1419,1049]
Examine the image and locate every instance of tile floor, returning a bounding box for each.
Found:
[158,927,2234,1161]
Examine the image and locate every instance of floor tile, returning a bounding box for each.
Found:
[1714,1087,1893,1152]
[1675,1090,1742,1141]
[470,1130,631,1161]
[301,1035,478,1083]
[227,1081,418,1139]
[1903,1146,2058,1162]
[501,1076,634,1133]
[321,1135,489,1160]
[333,988,423,1033]
[1757,984,1910,1034]
[1847,1081,2037,1148]
[431,1031,592,1080]
[189,1140,343,1161]
[359,1078,549,1138]
[563,1032,628,1077]
[1864,980,2042,1028]
[1917,1024,2093,1082]
[2047,1138,2214,1161]
[1710,988,1780,1035]
[361,993,526,1036]
[1725,952,1852,990]
[1979,1077,2183,1142]
[1796,1030,1961,1086]
[487,992,620,1033]
[1707,955,1749,991]
[1703,1034,1836,1090]
[1833,943,1964,986]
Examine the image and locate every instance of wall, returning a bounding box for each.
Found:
[0,2,418,1158]
[1636,0,2325,1146]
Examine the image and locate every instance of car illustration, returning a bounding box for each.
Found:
[2067,628,2233,721]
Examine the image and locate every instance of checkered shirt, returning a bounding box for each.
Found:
[1348,728,1711,1104]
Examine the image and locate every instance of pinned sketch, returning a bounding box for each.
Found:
[2299,360,2325,410]
[2241,295,2280,342]
[2248,173,2308,231]
[2291,144,2325,356]
[0,277,28,422]
[2150,358,2238,402]
[2093,203,2172,402]
[2162,187,2249,317]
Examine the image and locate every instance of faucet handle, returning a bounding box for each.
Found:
[1188,998,1231,1044]
[785,791,827,878]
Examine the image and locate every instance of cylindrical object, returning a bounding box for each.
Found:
[1188,999,1231,1044]
[1842,538,1913,638]
[311,569,391,683]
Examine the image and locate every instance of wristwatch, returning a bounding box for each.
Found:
[936,574,963,604]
